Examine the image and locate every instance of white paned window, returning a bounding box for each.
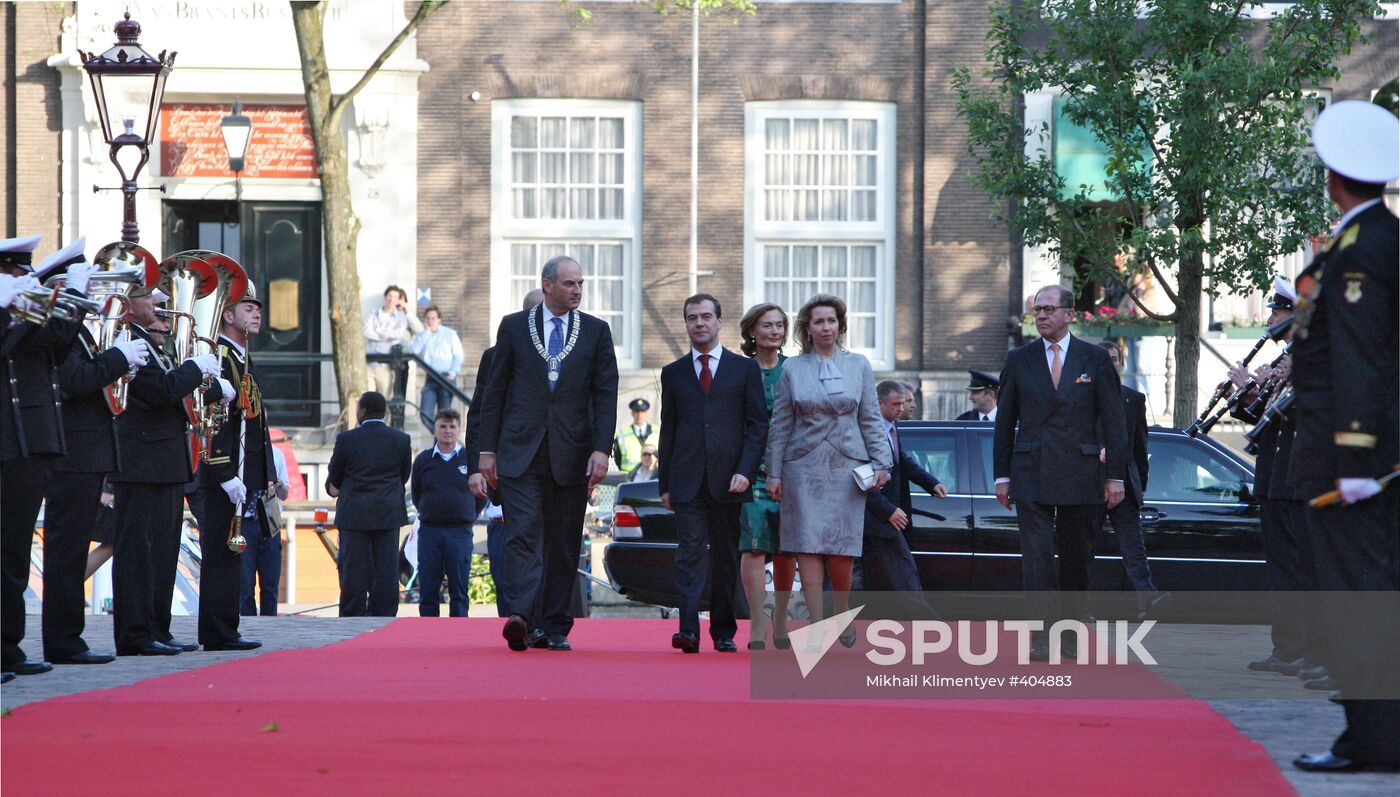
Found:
[492,100,642,366]
[745,101,896,369]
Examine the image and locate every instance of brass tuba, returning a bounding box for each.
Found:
[184,251,249,460]
[61,242,159,415]
[157,253,220,456]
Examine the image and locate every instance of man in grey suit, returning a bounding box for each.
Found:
[326,392,413,617]
[658,294,768,653]
[478,256,618,651]
[993,285,1126,660]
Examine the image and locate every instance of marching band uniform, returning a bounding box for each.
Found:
[1,234,78,677]
[194,288,272,651]
[1291,101,1399,773]
[110,321,210,656]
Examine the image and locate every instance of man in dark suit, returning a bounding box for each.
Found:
[110,283,224,656]
[45,248,152,665]
[1096,341,1168,620]
[478,256,618,651]
[658,294,768,653]
[1,235,89,677]
[993,284,1126,660]
[955,370,999,422]
[466,289,543,619]
[193,285,274,650]
[326,391,412,617]
[863,380,946,615]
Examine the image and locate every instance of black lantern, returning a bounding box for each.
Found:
[79,12,176,243]
[220,99,253,203]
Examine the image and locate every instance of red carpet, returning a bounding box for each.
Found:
[2,619,1291,796]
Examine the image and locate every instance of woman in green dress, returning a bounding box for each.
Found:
[737,303,797,650]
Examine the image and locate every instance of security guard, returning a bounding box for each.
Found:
[45,242,154,666]
[1,236,94,678]
[1289,100,1399,773]
[955,370,1000,421]
[193,283,272,651]
[612,397,657,471]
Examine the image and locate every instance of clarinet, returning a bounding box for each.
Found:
[1185,316,1293,437]
[1192,378,1257,438]
[1244,387,1295,455]
[1240,349,1291,420]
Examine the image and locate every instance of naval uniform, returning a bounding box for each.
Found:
[1,314,79,670]
[193,335,275,646]
[1291,199,1399,767]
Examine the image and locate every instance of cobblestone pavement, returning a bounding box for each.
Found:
[3,613,1395,795]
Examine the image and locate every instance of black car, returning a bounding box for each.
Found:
[603,422,1268,621]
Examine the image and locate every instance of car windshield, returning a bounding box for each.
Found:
[1146,438,1246,502]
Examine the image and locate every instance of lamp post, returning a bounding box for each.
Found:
[221,99,253,203]
[79,12,175,244]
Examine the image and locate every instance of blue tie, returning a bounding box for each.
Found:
[548,317,564,391]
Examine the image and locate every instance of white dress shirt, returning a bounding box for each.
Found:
[979,406,998,423]
[691,345,722,379]
[432,441,464,461]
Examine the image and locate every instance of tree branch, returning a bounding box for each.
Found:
[326,0,445,128]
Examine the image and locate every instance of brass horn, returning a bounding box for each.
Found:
[183,250,249,461]
[158,253,220,441]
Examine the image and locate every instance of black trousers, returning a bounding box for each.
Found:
[1015,500,1099,637]
[1,457,56,668]
[1289,500,1329,666]
[860,530,937,619]
[1096,497,1156,593]
[194,488,246,644]
[497,442,587,637]
[1258,497,1309,662]
[111,482,184,652]
[338,528,399,617]
[1303,482,1400,766]
[43,470,105,660]
[673,492,741,641]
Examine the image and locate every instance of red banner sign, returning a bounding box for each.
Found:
[159,103,317,179]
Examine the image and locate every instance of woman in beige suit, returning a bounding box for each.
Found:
[766,294,890,647]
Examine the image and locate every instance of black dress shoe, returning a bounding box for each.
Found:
[1297,664,1329,681]
[203,637,262,652]
[714,639,738,653]
[1247,655,1305,675]
[11,659,53,675]
[747,640,766,651]
[838,631,858,648]
[672,632,700,654]
[1291,752,1398,773]
[122,641,179,657]
[502,615,528,651]
[1303,675,1339,691]
[772,635,791,650]
[51,651,116,665]
[527,629,549,649]
[164,638,199,653]
[1,672,13,684]
[546,634,571,651]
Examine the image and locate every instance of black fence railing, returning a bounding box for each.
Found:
[255,346,470,430]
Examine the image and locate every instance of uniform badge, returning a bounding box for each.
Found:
[1344,280,1362,304]
[458,465,469,475]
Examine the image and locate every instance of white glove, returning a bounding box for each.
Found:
[0,274,39,309]
[112,338,149,369]
[1337,478,1382,505]
[221,477,247,505]
[186,352,220,376]
[217,377,236,405]
[64,261,97,295]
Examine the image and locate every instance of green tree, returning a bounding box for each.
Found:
[953,0,1380,424]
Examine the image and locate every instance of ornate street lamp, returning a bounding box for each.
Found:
[220,99,254,202]
[79,12,176,244]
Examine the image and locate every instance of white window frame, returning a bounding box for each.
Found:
[743,100,897,370]
[490,98,643,368]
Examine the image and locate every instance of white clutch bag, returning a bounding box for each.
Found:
[852,462,877,492]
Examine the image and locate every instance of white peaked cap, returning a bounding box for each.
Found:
[1272,275,1296,304]
[34,236,88,282]
[1313,100,1400,184]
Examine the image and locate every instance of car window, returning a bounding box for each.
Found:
[901,430,961,494]
[977,432,995,493]
[1145,438,1246,503]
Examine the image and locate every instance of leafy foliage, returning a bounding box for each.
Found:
[953,0,1380,315]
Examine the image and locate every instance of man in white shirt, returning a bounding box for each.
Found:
[363,285,422,397]
[411,305,464,431]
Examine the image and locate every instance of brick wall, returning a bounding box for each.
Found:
[2,2,66,251]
